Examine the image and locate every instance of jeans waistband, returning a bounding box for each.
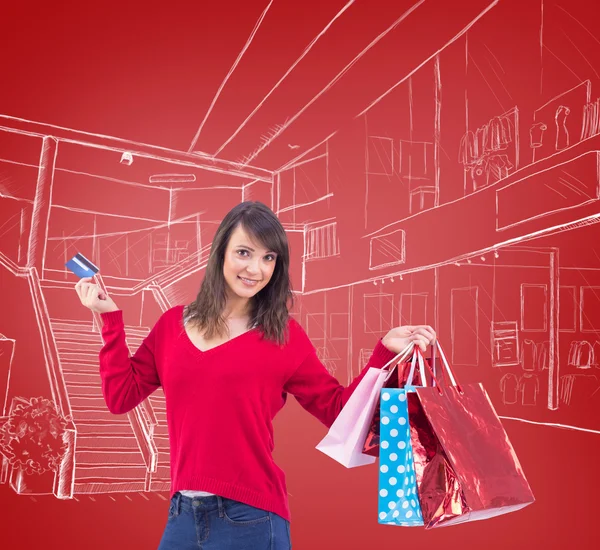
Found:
[172,492,225,516]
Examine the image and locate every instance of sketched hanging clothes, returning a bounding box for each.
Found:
[555,106,571,151]
[568,340,579,366]
[578,341,594,369]
[594,341,600,368]
[500,373,519,405]
[560,375,575,405]
[521,339,537,372]
[476,125,489,157]
[581,102,598,140]
[568,341,594,369]
[519,373,540,406]
[487,154,514,182]
[488,116,510,151]
[536,341,548,371]
[459,130,477,167]
[500,116,513,144]
[530,122,547,148]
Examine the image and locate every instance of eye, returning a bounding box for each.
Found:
[265,254,276,262]
[237,249,250,257]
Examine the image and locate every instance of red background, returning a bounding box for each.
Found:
[1,0,600,548]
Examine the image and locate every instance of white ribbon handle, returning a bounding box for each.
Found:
[434,341,458,387]
[406,348,427,387]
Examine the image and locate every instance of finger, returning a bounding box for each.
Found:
[416,326,436,344]
[90,285,101,302]
[416,340,427,352]
[411,327,435,343]
[425,325,437,343]
[77,282,91,302]
[74,277,89,294]
[410,335,428,351]
[77,277,93,289]
[84,284,96,303]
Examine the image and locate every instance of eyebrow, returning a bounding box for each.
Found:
[235,244,277,254]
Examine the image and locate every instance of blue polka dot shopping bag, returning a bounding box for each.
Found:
[377,349,425,526]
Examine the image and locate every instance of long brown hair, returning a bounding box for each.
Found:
[184,201,293,344]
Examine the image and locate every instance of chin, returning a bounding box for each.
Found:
[233,284,263,299]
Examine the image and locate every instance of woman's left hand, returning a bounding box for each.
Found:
[382,325,437,354]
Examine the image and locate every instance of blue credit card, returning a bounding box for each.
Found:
[65,253,99,278]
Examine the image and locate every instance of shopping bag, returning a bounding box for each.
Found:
[316,343,414,468]
[413,342,535,528]
[363,352,429,457]
[377,348,427,526]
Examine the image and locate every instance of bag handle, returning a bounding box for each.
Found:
[405,348,427,387]
[381,342,415,381]
[416,342,463,394]
[434,341,461,389]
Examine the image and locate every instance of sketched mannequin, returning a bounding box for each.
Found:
[75,201,436,550]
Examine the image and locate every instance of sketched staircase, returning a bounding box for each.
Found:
[52,318,170,493]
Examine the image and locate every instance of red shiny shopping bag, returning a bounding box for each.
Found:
[362,354,427,457]
[411,344,535,528]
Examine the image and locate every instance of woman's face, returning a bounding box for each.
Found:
[222,224,278,303]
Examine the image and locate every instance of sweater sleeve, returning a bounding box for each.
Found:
[283,326,397,428]
[99,310,161,415]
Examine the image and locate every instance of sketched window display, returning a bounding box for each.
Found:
[458,109,516,192]
[500,373,519,405]
[568,341,594,369]
[316,347,337,375]
[519,373,540,406]
[491,321,520,367]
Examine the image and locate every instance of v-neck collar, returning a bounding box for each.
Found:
[179,306,258,358]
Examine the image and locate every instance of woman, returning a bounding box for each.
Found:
[75,201,436,549]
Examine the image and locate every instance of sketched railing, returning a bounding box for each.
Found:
[0,252,76,498]
[130,242,213,294]
[93,273,159,477]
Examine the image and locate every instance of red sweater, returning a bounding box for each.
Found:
[99,305,396,521]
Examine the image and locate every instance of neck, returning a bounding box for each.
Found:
[223,295,251,320]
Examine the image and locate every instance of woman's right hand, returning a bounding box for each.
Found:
[75,277,120,314]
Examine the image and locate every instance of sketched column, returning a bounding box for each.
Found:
[26,136,58,276]
[548,249,560,410]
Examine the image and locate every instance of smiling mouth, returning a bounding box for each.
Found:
[239,276,260,284]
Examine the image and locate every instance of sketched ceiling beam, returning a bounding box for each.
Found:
[210,0,498,171]
[187,0,275,154]
[0,114,273,182]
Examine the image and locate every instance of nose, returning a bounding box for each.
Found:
[246,258,260,275]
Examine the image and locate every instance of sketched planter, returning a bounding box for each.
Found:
[0,397,68,495]
[9,464,56,494]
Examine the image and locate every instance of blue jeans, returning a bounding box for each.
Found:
[157,493,292,549]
